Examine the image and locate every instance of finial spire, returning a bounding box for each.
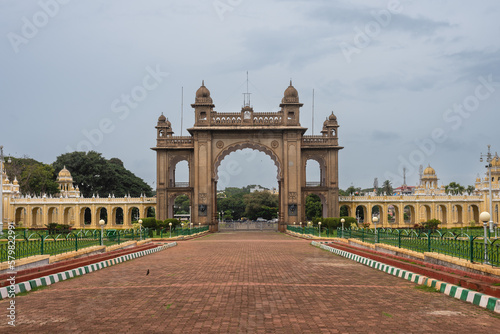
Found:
[202,80,205,86]
[290,79,292,86]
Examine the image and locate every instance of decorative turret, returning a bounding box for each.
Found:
[56,167,80,198]
[156,113,173,138]
[279,81,303,126]
[321,112,339,137]
[192,81,215,126]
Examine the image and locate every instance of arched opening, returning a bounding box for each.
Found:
[469,205,479,225]
[215,146,279,228]
[63,207,74,225]
[31,207,42,228]
[355,205,366,224]
[305,159,321,187]
[420,205,431,223]
[145,206,155,218]
[47,207,58,225]
[129,207,140,223]
[170,160,190,188]
[340,205,350,217]
[15,207,25,226]
[388,205,399,225]
[404,205,416,225]
[80,207,92,225]
[97,207,108,224]
[171,194,191,221]
[305,194,323,220]
[114,207,124,225]
[371,205,382,226]
[437,204,447,225]
[453,205,463,225]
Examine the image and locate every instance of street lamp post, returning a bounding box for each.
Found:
[341,218,345,238]
[373,216,379,243]
[318,221,322,238]
[480,211,491,264]
[480,145,495,233]
[169,222,172,238]
[138,219,143,240]
[99,219,105,246]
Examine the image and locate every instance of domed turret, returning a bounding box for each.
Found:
[194,80,213,104]
[424,165,436,176]
[492,153,500,167]
[57,166,73,183]
[281,81,300,103]
[158,113,166,122]
[329,112,337,121]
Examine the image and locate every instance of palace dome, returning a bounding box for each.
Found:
[158,114,166,122]
[329,112,337,121]
[423,165,436,176]
[282,81,299,103]
[196,81,211,98]
[57,166,73,182]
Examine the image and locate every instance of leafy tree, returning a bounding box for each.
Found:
[444,182,465,195]
[174,195,191,214]
[52,151,153,197]
[243,191,278,220]
[5,157,59,196]
[217,187,248,220]
[305,194,322,220]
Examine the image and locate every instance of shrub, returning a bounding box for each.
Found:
[313,217,357,229]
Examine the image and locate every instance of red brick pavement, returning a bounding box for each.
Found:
[2,232,500,333]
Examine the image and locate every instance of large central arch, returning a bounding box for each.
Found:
[153,82,342,232]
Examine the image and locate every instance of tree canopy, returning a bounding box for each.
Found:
[5,157,60,196]
[52,151,153,197]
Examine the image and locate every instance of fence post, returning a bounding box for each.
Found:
[117,231,120,245]
[40,235,44,255]
[361,229,365,242]
[398,229,402,248]
[75,235,78,252]
[427,230,431,252]
[470,236,474,263]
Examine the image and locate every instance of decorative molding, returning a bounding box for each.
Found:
[288,192,297,202]
[271,140,279,149]
[199,193,207,203]
[216,141,224,149]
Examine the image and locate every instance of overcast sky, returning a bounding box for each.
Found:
[1,0,500,192]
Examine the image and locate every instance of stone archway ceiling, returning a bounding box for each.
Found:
[213,141,282,181]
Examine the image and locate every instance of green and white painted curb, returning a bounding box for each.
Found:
[312,241,500,314]
[0,242,177,300]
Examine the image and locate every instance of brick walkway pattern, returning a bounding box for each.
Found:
[2,232,500,333]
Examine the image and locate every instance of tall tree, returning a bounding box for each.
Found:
[466,185,475,195]
[5,157,59,196]
[243,191,279,220]
[53,151,153,197]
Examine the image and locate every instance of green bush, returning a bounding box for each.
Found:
[164,218,181,230]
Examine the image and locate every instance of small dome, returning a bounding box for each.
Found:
[423,165,436,175]
[165,118,171,127]
[158,114,166,122]
[329,112,337,121]
[281,81,299,103]
[196,81,211,98]
[57,166,73,182]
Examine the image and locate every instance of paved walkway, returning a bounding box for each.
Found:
[2,232,500,333]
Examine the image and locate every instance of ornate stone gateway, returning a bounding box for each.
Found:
[153,82,342,232]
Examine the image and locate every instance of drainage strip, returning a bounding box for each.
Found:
[0,242,177,300]
[311,241,500,314]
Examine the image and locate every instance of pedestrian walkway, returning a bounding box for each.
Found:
[2,232,500,333]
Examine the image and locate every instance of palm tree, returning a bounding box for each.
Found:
[444,182,465,195]
[381,180,393,195]
[466,185,475,195]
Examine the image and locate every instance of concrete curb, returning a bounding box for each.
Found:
[311,241,500,314]
[0,242,177,300]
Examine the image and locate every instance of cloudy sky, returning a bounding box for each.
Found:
[1,0,500,192]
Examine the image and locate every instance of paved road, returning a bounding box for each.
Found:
[2,232,500,333]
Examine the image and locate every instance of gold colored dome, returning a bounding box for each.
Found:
[423,165,436,175]
[57,166,73,182]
